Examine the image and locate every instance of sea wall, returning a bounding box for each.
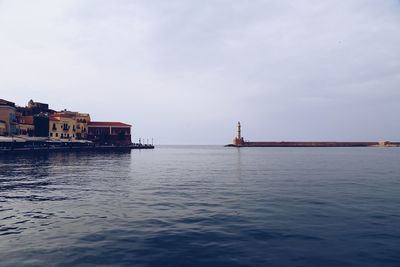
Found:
[226,141,400,147]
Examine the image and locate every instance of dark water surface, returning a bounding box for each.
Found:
[1,146,400,266]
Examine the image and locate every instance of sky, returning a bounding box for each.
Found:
[1,0,400,144]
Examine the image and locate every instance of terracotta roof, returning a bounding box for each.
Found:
[49,116,60,121]
[54,112,76,118]
[88,121,131,127]
[0,99,15,107]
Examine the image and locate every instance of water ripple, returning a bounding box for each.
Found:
[0,148,400,266]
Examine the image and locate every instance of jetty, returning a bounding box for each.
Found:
[225,122,400,148]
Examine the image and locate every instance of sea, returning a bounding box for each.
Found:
[0,146,400,267]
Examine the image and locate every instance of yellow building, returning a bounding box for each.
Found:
[75,113,90,139]
[0,120,6,136]
[0,99,17,136]
[49,111,90,140]
[49,115,75,140]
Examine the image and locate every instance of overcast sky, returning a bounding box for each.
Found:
[1,0,400,144]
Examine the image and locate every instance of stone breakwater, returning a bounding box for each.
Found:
[226,141,400,147]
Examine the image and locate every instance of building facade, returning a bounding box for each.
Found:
[75,113,90,139]
[0,121,6,135]
[0,99,17,136]
[49,115,75,140]
[49,111,90,140]
[18,123,35,136]
[0,99,134,146]
[15,100,52,137]
[34,114,49,137]
[87,122,132,146]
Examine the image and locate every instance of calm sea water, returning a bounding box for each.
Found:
[1,146,400,267]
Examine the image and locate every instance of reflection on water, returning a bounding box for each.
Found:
[1,147,400,266]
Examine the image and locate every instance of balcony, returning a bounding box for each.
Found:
[62,125,70,131]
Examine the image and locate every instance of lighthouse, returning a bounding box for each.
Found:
[233,121,244,146]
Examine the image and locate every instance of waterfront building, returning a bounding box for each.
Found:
[16,113,49,137]
[49,114,76,140]
[19,115,34,125]
[15,100,52,137]
[1,99,134,147]
[34,113,49,137]
[49,111,90,140]
[16,115,34,136]
[18,123,35,136]
[0,99,17,136]
[0,120,6,135]
[75,113,90,139]
[87,122,132,146]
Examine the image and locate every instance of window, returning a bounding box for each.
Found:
[56,133,58,137]
[50,133,53,137]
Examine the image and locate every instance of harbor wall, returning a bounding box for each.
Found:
[226,141,400,147]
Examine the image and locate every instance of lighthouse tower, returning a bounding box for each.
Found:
[233,121,244,146]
